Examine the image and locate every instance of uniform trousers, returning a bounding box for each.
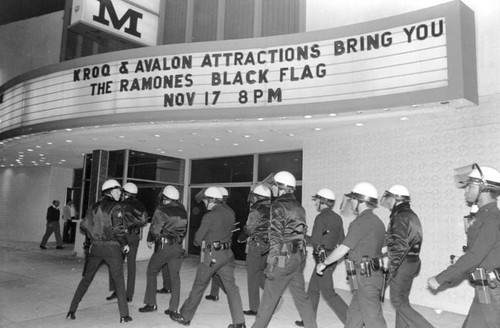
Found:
[143,242,183,311]
[180,248,245,324]
[109,232,140,299]
[208,274,224,297]
[40,221,63,247]
[246,242,268,312]
[307,263,348,323]
[461,285,500,328]
[161,264,172,290]
[69,244,129,317]
[390,260,434,328]
[345,271,386,328]
[252,253,317,328]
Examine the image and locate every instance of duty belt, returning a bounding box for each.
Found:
[206,241,232,251]
[91,240,120,246]
[346,256,383,277]
[157,237,183,249]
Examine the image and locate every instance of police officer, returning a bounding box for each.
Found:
[295,188,347,326]
[67,179,132,323]
[237,184,271,316]
[252,171,317,328]
[107,182,148,303]
[428,164,500,327]
[170,186,246,328]
[139,185,187,316]
[317,182,387,328]
[380,184,433,328]
[205,186,231,302]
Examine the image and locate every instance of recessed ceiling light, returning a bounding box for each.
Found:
[45,163,50,165]
[314,128,321,131]
[119,136,125,139]
[65,140,72,143]
[226,130,233,133]
[233,143,239,146]
[91,137,98,141]
[27,149,33,152]
[60,159,66,162]
[179,139,184,142]
[177,149,183,152]
[257,118,264,121]
[355,123,364,126]
[243,135,250,138]
[35,145,41,148]
[156,148,162,151]
[382,108,390,111]
[191,132,197,135]
[304,115,312,119]
[213,138,220,141]
[18,151,23,154]
[154,134,160,137]
[160,151,165,154]
[258,139,264,142]
[39,154,44,156]
[66,128,72,131]
[356,111,363,114]
[288,133,295,137]
[47,142,53,145]
[400,117,409,121]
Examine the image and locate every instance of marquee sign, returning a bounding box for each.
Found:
[0,1,477,139]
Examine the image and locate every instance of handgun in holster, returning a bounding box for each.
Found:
[345,259,359,290]
[277,244,288,268]
[360,256,372,277]
[200,240,206,263]
[469,268,491,304]
[313,245,327,264]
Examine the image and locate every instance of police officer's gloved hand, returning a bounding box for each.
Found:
[264,257,278,280]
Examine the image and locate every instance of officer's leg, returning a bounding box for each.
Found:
[462,288,500,328]
[144,250,167,305]
[180,262,216,321]
[106,246,129,317]
[161,264,171,290]
[288,258,317,328]
[356,274,387,328]
[69,252,103,312]
[320,265,348,324]
[307,270,321,314]
[167,253,183,312]
[246,247,262,311]
[344,290,363,328]
[126,234,140,299]
[217,258,245,325]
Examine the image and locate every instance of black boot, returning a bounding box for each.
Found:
[106,292,117,300]
[120,315,133,323]
[66,311,75,320]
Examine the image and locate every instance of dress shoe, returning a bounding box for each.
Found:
[295,320,304,327]
[127,297,133,302]
[56,246,64,249]
[156,287,171,293]
[243,310,257,316]
[39,245,47,250]
[120,315,133,323]
[66,311,75,320]
[170,312,190,326]
[205,294,219,301]
[228,324,246,328]
[138,304,157,312]
[106,292,117,300]
[164,309,176,316]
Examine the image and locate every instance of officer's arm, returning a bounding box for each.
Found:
[388,215,410,272]
[194,214,211,246]
[323,244,350,266]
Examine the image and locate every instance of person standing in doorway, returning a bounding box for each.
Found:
[317,182,387,328]
[62,199,77,243]
[40,200,64,249]
[380,184,434,328]
[237,184,272,316]
[252,171,317,328]
[428,164,500,327]
[67,179,132,323]
[171,186,246,328]
[106,182,148,303]
[139,185,187,316]
[295,188,347,326]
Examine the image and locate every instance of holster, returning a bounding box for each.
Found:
[359,256,372,277]
[345,259,359,290]
[469,268,492,304]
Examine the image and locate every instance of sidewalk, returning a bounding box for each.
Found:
[0,240,465,327]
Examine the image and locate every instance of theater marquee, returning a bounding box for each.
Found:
[0,1,477,139]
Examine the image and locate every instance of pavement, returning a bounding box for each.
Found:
[0,240,465,327]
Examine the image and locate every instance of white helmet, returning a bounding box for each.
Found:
[468,166,500,191]
[162,185,180,200]
[122,182,138,195]
[386,185,410,201]
[274,171,296,189]
[313,188,336,201]
[218,187,229,200]
[253,185,271,198]
[102,179,121,192]
[347,182,378,205]
[204,186,223,201]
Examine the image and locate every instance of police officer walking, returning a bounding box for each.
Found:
[428,164,500,327]
[295,188,347,326]
[107,182,148,303]
[380,185,433,328]
[139,185,187,316]
[252,171,317,328]
[67,179,132,323]
[170,186,246,328]
[237,184,272,316]
[317,182,387,328]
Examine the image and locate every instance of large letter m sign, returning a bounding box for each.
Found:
[93,0,143,38]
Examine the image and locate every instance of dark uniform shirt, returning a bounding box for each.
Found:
[80,196,128,246]
[436,202,500,285]
[310,207,345,250]
[121,197,148,229]
[147,201,188,241]
[245,199,271,241]
[46,205,60,222]
[385,202,423,273]
[268,192,307,261]
[195,203,235,246]
[343,209,385,261]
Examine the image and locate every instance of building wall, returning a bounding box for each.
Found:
[0,166,73,242]
[0,11,63,86]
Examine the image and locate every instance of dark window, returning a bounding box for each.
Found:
[191,155,253,184]
[0,0,65,26]
[163,0,188,44]
[192,0,218,42]
[261,0,300,37]
[258,151,302,181]
[224,0,254,40]
[128,151,183,183]
[108,150,125,179]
